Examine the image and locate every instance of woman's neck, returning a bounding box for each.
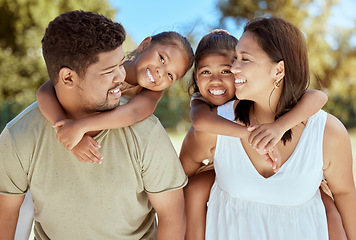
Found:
[251,102,277,125]
[123,61,138,86]
[251,86,282,124]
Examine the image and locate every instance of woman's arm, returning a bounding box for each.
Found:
[190,99,250,139]
[323,114,356,239]
[36,80,67,125]
[248,89,328,151]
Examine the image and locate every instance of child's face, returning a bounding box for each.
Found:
[135,43,188,91]
[196,54,235,106]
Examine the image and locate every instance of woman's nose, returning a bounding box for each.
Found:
[231,61,241,74]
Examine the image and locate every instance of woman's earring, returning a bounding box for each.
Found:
[274,80,281,88]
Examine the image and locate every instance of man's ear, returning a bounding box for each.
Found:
[137,36,152,53]
[58,67,76,88]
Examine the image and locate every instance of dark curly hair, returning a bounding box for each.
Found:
[42,10,126,85]
[188,32,238,96]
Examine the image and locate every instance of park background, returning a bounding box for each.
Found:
[1,1,355,238]
[1,0,356,163]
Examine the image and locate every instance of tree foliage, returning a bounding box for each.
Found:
[0,0,136,129]
[218,0,356,127]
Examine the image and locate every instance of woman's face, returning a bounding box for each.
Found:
[231,31,277,102]
[135,42,188,91]
[195,54,235,106]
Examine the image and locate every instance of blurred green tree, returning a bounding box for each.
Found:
[217,0,356,128]
[0,0,136,130]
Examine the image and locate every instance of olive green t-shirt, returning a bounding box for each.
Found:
[0,101,187,240]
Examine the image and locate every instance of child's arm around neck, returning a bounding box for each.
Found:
[36,80,67,125]
[248,89,328,151]
[190,98,250,139]
[76,88,162,133]
[36,80,162,151]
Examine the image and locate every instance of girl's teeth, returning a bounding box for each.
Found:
[147,69,155,83]
[209,89,226,96]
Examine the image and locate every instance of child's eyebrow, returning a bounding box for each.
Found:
[198,65,209,69]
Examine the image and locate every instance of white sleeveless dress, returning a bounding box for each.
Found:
[206,101,328,240]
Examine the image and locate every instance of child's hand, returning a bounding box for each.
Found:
[247,122,285,152]
[53,119,86,150]
[210,29,230,35]
[71,134,103,164]
[256,146,282,173]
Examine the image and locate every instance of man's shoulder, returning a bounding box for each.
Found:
[129,113,162,135]
[5,102,44,133]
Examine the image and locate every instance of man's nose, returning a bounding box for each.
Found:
[113,67,126,83]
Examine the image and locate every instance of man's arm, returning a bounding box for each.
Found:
[0,194,25,240]
[147,189,185,240]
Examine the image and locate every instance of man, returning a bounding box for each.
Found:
[0,10,187,239]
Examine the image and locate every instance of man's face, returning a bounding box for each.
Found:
[76,46,126,113]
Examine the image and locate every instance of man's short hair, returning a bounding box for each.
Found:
[42,10,126,85]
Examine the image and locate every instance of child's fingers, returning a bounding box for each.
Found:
[268,147,281,172]
[249,131,266,148]
[247,126,257,132]
[264,157,274,168]
[88,148,103,164]
[88,137,101,149]
[263,138,279,152]
[211,29,230,35]
[73,153,93,163]
[80,152,96,163]
[255,136,273,151]
[53,120,65,128]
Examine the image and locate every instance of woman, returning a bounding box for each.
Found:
[180,17,356,239]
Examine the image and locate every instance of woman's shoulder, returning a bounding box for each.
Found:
[324,113,349,141]
[323,113,352,169]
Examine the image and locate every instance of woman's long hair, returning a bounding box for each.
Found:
[235,17,310,144]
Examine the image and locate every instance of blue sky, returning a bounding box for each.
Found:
[109,0,356,45]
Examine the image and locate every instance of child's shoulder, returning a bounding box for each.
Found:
[121,81,142,99]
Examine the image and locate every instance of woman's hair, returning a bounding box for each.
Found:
[188,32,238,96]
[42,10,126,85]
[235,17,310,144]
[127,31,194,74]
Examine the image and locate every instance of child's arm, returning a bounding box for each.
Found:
[54,88,163,150]
[36,80,67,125]
[37,81,102,163]
[320,187,347,240]
[190,99,250,139]
[248,89,328,151]
[190,98,281,170]
[71,134,104,164]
